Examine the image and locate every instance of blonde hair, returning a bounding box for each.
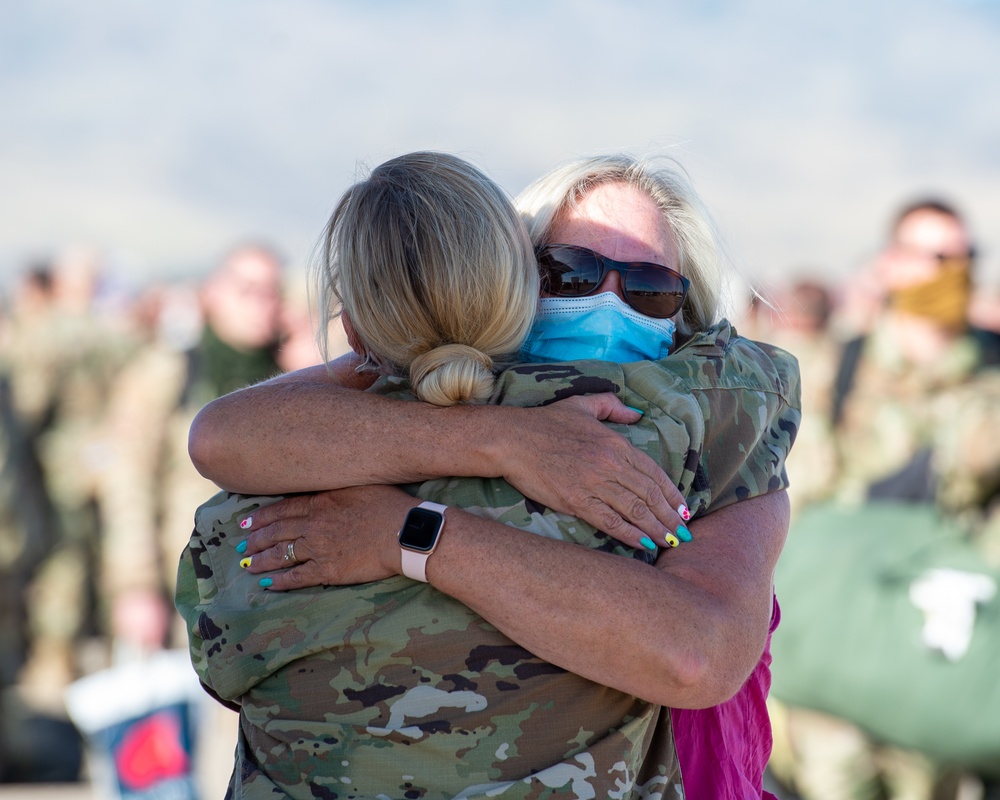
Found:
[516,154,728,336]
[316,152,538,406]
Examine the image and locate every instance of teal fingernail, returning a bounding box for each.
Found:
[259,577,272,588]
[236,540,247,554]
[640,536,657,552]
[626,406,644,416]
[677,525,692,543]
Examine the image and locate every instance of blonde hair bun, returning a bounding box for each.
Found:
[316,151,538,405]
[410,344,496,406]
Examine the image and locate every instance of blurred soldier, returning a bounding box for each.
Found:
[7,250,138,694]
[0,254,135,782]
[100,243,284,654]
[0,269,53,780]
[770,200,1000,800]
[831,199,1000,506]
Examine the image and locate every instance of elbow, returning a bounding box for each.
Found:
[188,405,229,487]
[647,612,767,710]
[685,660,756,709]
[662,648,743,710]
[655,648,756,710]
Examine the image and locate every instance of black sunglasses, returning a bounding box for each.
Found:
[536,244,690,319]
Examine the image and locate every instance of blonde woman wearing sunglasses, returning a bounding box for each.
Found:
[178,153,799,798]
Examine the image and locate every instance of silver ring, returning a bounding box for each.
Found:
[283,541,297,562]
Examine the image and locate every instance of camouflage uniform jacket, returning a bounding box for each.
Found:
[833,319,1000,565]
[175,320,801,800]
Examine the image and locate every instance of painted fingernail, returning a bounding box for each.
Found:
[664,532,679,548]
[676,525,692,543]
[240,517,253,530]
[236,540,248,554]
[259,577,272,588]
[640,536,657,552]
[240,557,252,569]
[677,504,691,521]
[625,406,644,416]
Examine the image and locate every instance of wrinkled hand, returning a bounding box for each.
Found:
[498,393,690,550]
[237,485,412,590]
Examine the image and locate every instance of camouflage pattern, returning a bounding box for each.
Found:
[99,341,208,602]
[833,320,1000,564]
[0,304,137,695]
[100,329,282,633]
[175,320,801,799]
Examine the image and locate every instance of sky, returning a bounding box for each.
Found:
[3,0,1000,299]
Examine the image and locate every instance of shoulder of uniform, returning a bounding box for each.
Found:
[699,320,802,408]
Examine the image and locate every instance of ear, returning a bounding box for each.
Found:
[340,311,366,356]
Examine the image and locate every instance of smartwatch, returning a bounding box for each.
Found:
[398,501,447,582]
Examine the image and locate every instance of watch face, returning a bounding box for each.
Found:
[398,507,443,552]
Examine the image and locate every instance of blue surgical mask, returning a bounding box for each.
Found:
[520,292,676,364]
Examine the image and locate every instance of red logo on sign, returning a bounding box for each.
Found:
[114,711,190,790]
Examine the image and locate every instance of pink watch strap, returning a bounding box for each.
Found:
[399,501,447,582]
[400,547,430,583]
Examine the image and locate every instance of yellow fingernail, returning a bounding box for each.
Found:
[664,533,679,548]
[240,557,252,569]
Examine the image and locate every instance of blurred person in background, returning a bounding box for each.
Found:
[0,251,137,783]
[100,242,285,656]
[742,278,841,514]
[768,199,1000,800]
[0,266,59,707]
[0,271,48,781]
[830,199,1000,487]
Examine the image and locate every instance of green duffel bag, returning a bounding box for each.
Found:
[770,501,1000,776]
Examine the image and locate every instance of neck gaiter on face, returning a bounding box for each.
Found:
[887,260,972,329]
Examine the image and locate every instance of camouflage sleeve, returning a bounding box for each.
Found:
[173,534,241,713]
[680,336,801,515]
[173,500,220,698]
[174,490,291,705]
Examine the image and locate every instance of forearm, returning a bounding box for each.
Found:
[188,362,519,494]
[427,517,710,707]
[244,483,786,705]
[419,490,787,708]
[191,363,685,547]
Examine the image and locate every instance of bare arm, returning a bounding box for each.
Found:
[188,355,416,492]
[189,355,686,547]
[240,486,788,709]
